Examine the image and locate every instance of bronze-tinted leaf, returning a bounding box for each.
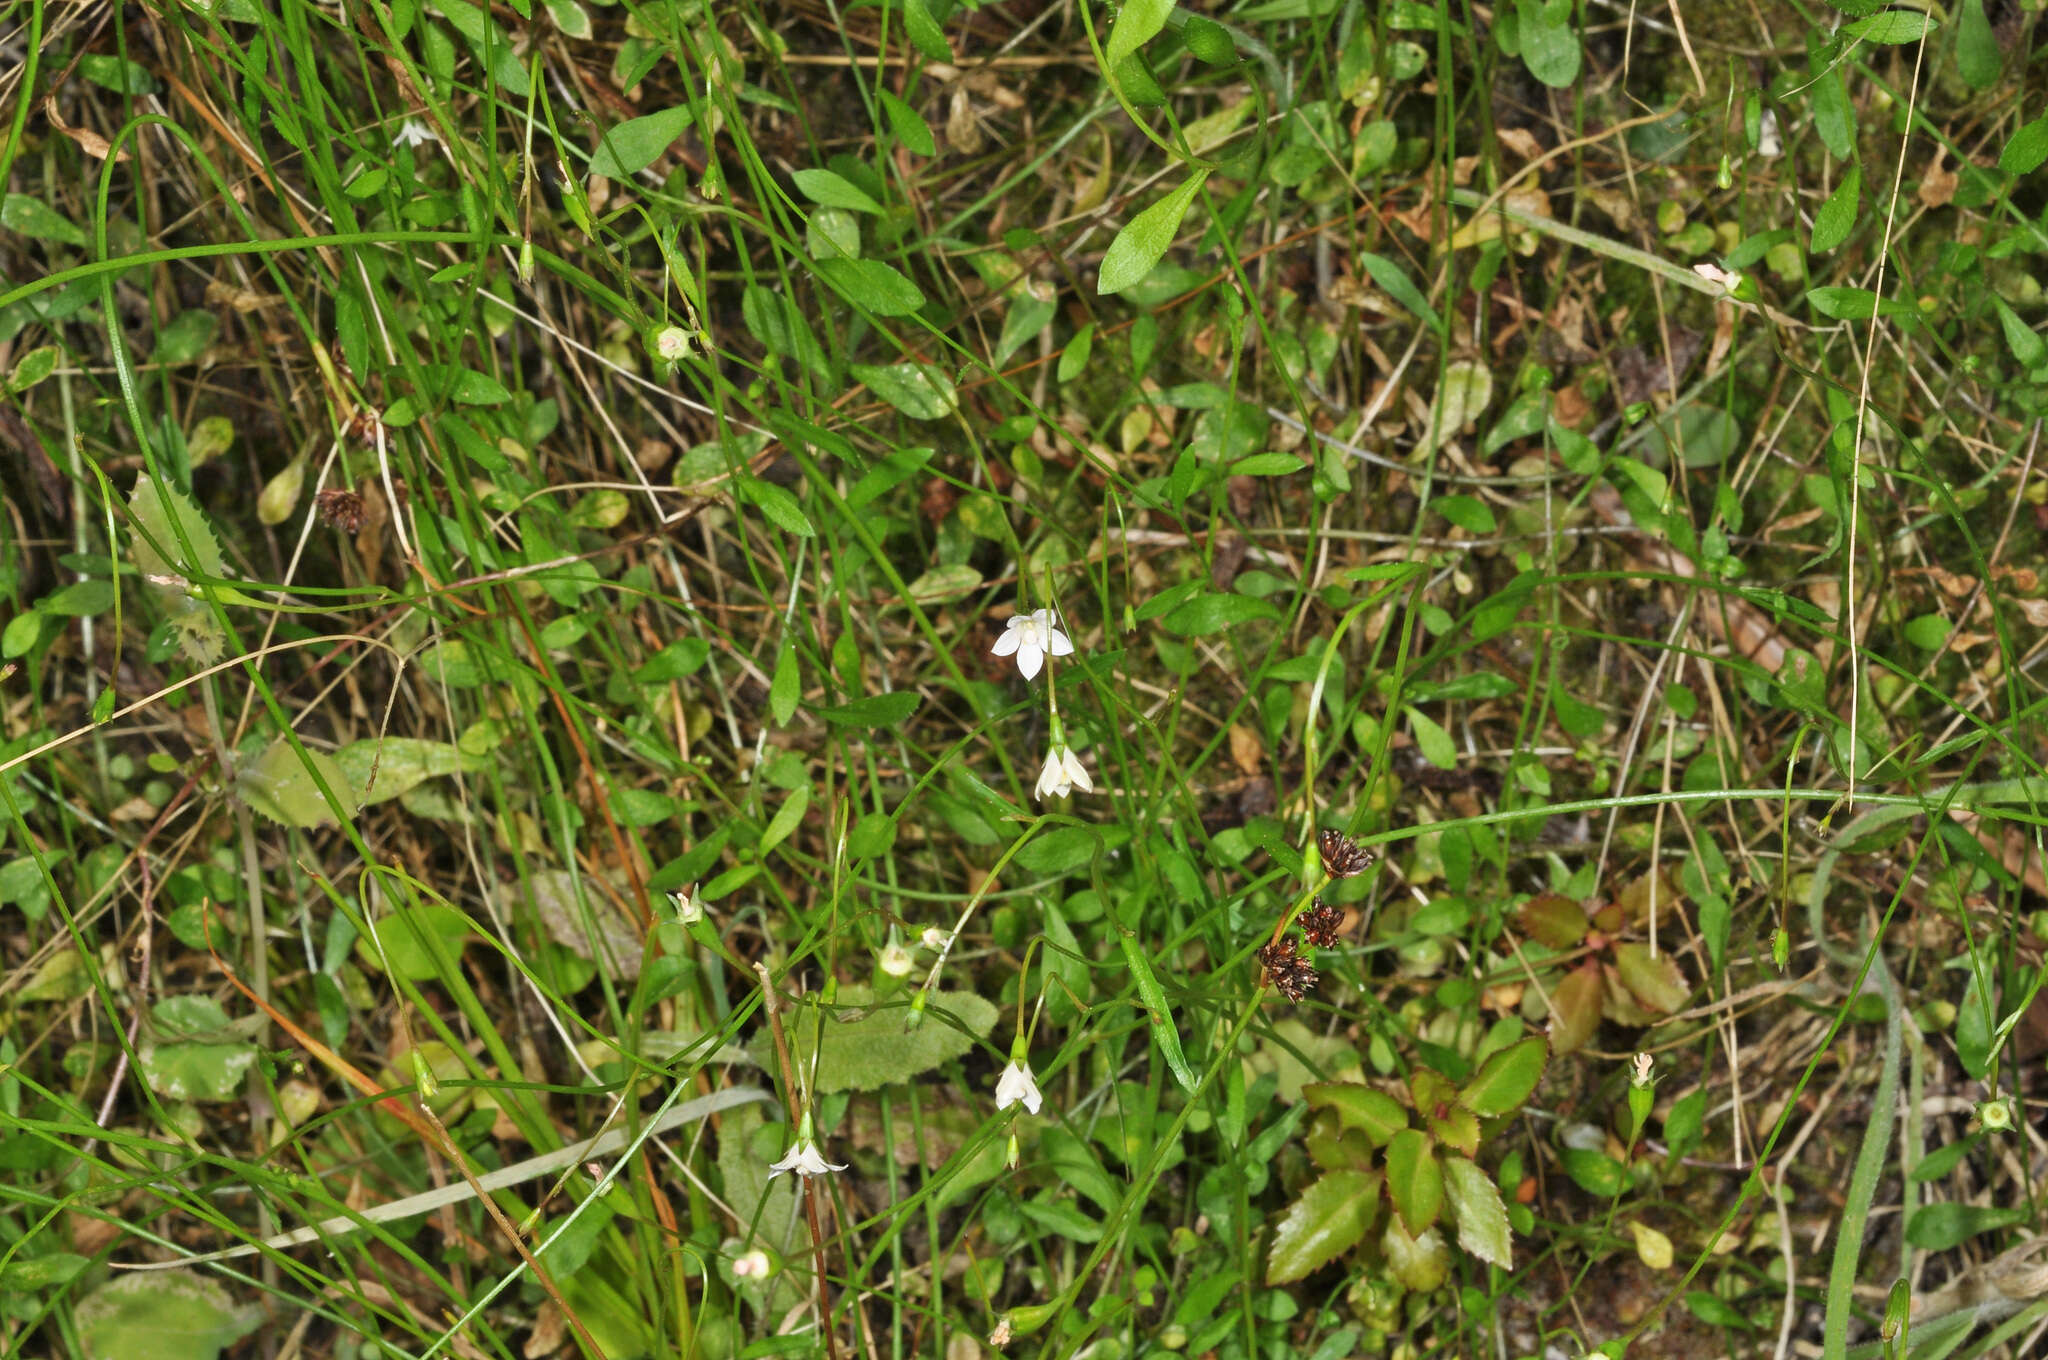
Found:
[1547,962,1605,1055]
[1517,892,1590,949]
[1613,942,1691,1015]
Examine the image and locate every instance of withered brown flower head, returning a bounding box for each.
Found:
[315,488,365,533]
[1319,828,1375,879]
[1257,938,1318,1001]
[1299,900,1344,950]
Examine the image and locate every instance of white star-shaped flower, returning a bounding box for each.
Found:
[767,1134,845,1179]
[1033,742,1092,801]
[393,118,437,149]
[994,1059,1042,1115]
[991,608,1073,681]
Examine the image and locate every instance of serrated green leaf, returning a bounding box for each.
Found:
[1384,1128,1442,1234]
[750,984,997,1092]
[334,737,481,806]
[1303,1083,1408,1143]
[588,105,695,178]
[235,740,358,828]
[1442,1155,1513,1268]
[140,998,258,1103]
[1613,942,1690,1014]
[906,563,983,604]
[1458,1036,1547,1117]
[75,1271,264,1360]
[1265,1170,1379,1284]
[851,361,957,420]
[128,474,231,661]
[1097,172,1208,295]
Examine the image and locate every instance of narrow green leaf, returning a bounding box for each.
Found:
[1811,66,1855,161]
[1355,251,1442,333]
[769,641,799,725]
[1406,706,1456,770]
[1905,1202,2028,1251]
[1810,167,1860,255]
[793,168,883,214]
[1955,965,1993,1079]
[1997,114,2048,177]
[1994,297,2047,368]
[1843,11,1935,43]
[7,344,59,392]
[1097,172,1208,296]
[1955,0,1998,88]
[1058,324,1095,383]
[851,361,958,420]
[902,0,952,61]
[1119,928,1197,1094]
[814,257,925,316]
[759,785,809,858]
[878,91,935,156]
[735,475,815,537]
[2,194,87,247]
[589,105,695,178]
[1105,0,1174,68]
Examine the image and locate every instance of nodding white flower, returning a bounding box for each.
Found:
[1692,263,1744,297]
[991,608,1073,681]
[1033,742,1092,802]
[393,118,438,149]
[767,1132,846,1179]
[994,1058,1042,1115]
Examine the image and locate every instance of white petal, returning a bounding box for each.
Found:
[991,629,1021,657]
[1047,628,1074,657]
[995,1061,1042,1114]
[1061,749,1093,794]
[1034,750,1067,801]
[1015,639,1044,680]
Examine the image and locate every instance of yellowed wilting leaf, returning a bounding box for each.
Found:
[1583,185,1637,232]
[1997,566,2038,592]
[1631,1221,1674,1270]
[1229,724,1265,776]
[1549,295,1591,358]
[1918,153,1958,209]
[1449,188,1551,250]
[1496,126,1544,161]
[946,88,983,156]
[1806,578,1841,618]
[204,279,278,313]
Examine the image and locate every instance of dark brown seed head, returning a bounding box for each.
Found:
[315,488,365,533]
[1319,828,1375,879]
[1300,900,1344,949]
[1257,937,1319,1001]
